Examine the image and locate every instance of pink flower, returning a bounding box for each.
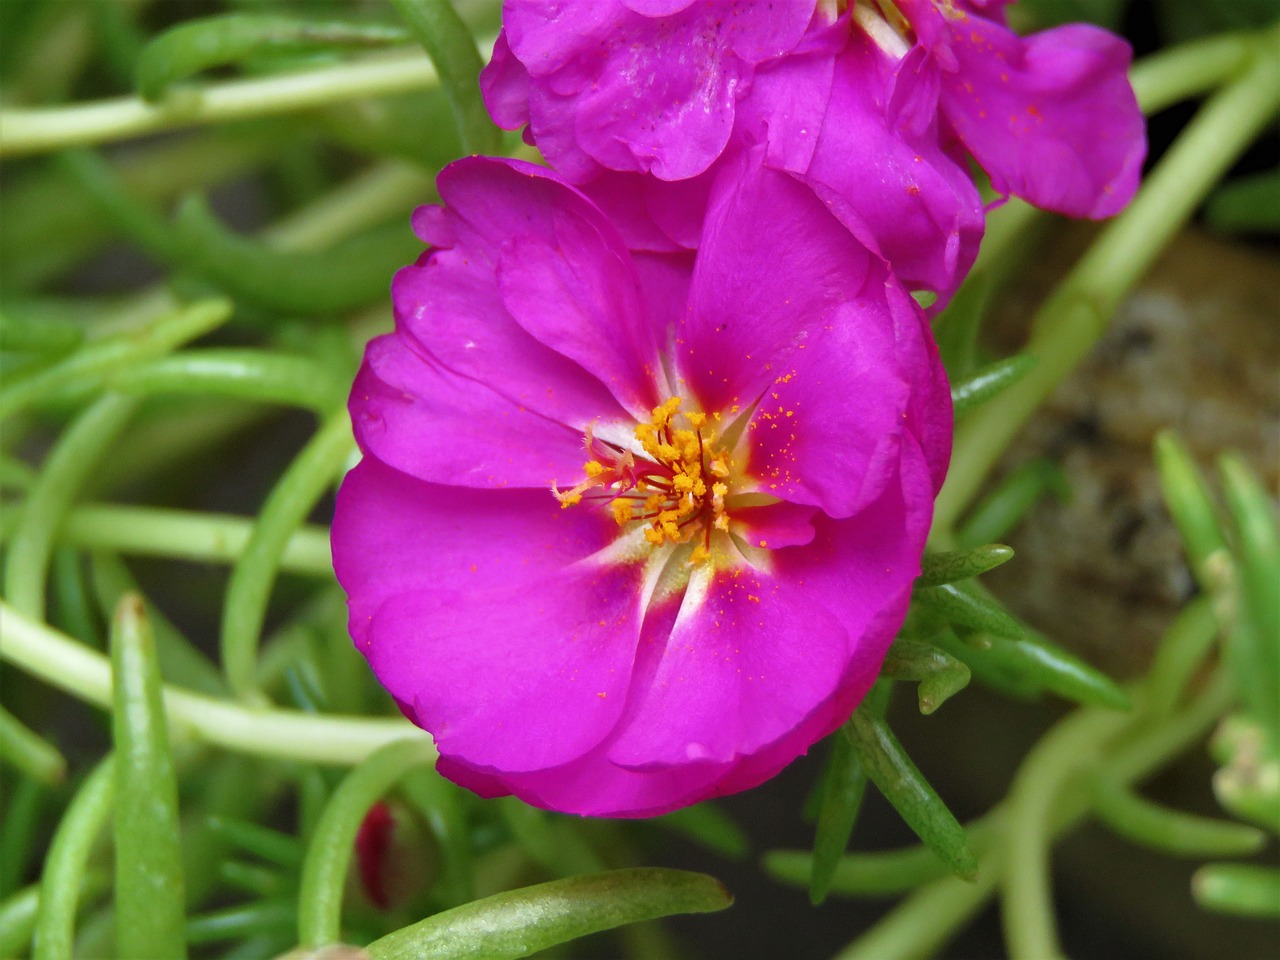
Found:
[483,0,1145,294]
[482,0,817,181]
[331,151,950,817]
[891,0,1145,218]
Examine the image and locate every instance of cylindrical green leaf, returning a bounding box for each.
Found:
[365,868,732,960]
[111,349,347,412]
[1154,431,1227,576]
[174,195,420,314]
[111,594,187,960]
[807,726,868,904]
[0,703,65,786]
[0,776,44,896]
[765,813,1001,896]
[654,802,749,860]
[1142,597,1220,719]
[137,14,411,101]
[955,459,1070,548]
[938,628,1130,710]
[4,392,141,618]
[918,544,1015,587]
[185,900,296,945]
[0,298,231,420]
[1193,865,1280,918]
[1218,453,1280,734]
[844,707,977,881]
[882,640,972,715]
[912,582,1028,640]
[1090,776,1265,857]
[390,0,500,155]
[0,884,40,958]
[950,354,1037,417]
[221,410,353,700]
[297,738,437,947]
[33,758,113,960]
[206,817,303,868]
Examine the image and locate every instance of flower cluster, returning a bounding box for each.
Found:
[333,0,1144,816]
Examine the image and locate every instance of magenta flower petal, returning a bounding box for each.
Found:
[351,338,588,489]
[743,25,984,298]
[605,566,852,767]
[901,1,1144,217]
[485,0,816,180]
[333,458,618,648]
[432,158,663,417]
[335,459,642,773]
[681,150,915,516]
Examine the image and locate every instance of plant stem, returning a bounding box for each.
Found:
[33,758,114,960]
[297,737,437,946]
[935,36,1280,534]
[220,410,353,701]
[837,672,1233,960]
[26,504,334,574]
[0,50,440,157]
[0,604,427,766]
[264,159,436,252]
[3,393,140,618]
[1129,30,1257,114]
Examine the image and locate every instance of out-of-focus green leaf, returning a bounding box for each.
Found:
[174,195,419,314]
[1218,453,1280,736]
[1154,432,1227,576]
[1205,169,1280,234]
[1091,776,1265,857]
[956,459,1071,548]
[654,802,749,859]
[389,0,500,155]
[137,14,411,101]
[1193,864,1280,918]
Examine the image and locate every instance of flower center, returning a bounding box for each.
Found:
[553,397,734,565]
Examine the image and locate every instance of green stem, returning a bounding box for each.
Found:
[264,159,435,252]
[1001,710,1132,960]
[0,49,444,157]
[0,885,40,958]
[297,737,437,947]
[1141,597,1220,720]
[33,757,114,960]
[221,410,353,700]
[3,393,141,617]
[935,38,1280,535]
[1089,776,1265,858]
[0,703,66,785]
[27,504,334,574]
[1129,30,1258,114]
[839,672,1233,960]
[111,349,348,412]
[0,298,231,420]
[0,603,427,766]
